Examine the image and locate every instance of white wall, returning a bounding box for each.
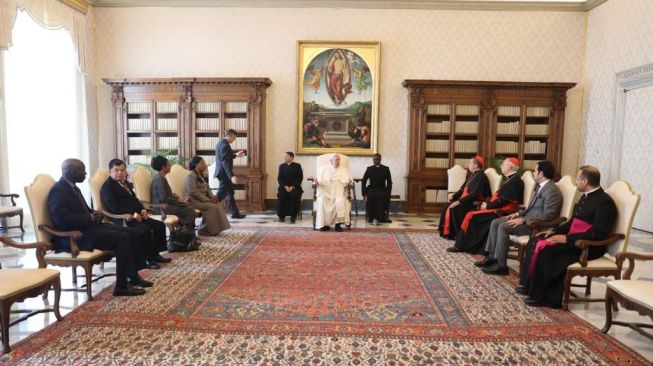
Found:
[94,7,586,201]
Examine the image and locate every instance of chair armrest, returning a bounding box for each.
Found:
[616,251,653,280]
[100,210,132,221]
[0,193,19,206]
[37,224,84,260]
[140,201,168,220]
[526,217,566,230]
[576,234,624,267]
[0,237,52,268]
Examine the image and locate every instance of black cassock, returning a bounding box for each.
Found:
[438,170,491,240]
[277,162,303,219]
[454,172,524,253]
[361,164,393,221]
[524,187,617,307]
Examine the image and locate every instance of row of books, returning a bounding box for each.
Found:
[454,158,471,166]
[234,156,248,167]
[497,106,521,117]
[128,119,152,131]
[128,155,150,165]
[525,141,547,154]
[525,124,549,135]
[229,137,248,150]
[497,121,520,135]
[456,104,479,116]
[196,101,220,113]
[225,118,248,131]
[425,189,449,203]
[225,102,248,113]
[156,102,178,114]
[425,139,450,153]
[196,137,221,150]
[527,107,550,118]
[523,160,539,170]
[157,118,178,131]
[495,141,519,154]
[427,104,450,115]
[127,102,150,114]
[196,118,220,131]
[157,137,179,150]
[455,121,478,133]
[426,121,451,133]
[128,137,151,150]
[454,140,479,153]
[425,158,449,169]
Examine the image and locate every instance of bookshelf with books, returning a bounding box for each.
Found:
[106,77,272,211]
[403,80,575,214]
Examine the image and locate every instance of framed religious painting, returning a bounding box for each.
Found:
[297,41,380,155]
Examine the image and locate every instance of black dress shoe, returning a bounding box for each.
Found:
[278,217,285,222]
[231,213,246,219]
[379,219,392,223]
[154,254,172,263]
[290,217,296,224]
[515,286,528,295]
[145,260,160,270]
[128,276,153,288]
[446,246,462,253]
[481,265,509,275]
[474,257,497,268]
[367,219,373,224]
[335,223,343,232]
[318,226,330,231]
[113,284,146,296]
[524,298,543,307]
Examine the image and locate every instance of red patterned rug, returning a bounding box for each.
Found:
[1,228,648,365]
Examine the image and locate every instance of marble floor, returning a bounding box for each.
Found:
[1,212,652,361]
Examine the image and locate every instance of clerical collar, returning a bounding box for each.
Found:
[583,186,601,197]
[505,172,517,179]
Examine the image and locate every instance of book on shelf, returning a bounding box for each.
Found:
[425,139,449,153]
[454,158,469,167]
[497,121,520,135]
[127,101,150,114]
[157,136,179,150]
[454,140,478,153]
[497,106,521,117]
[156,118,178,131]
[426,121,450,133]
[127,118,151,131]
[525,124,549,135]
[234,156,248,166]
[524,140,547,154]
[196,136,221,150]
[526,106,550,118]
[199,155,215,166]
[156,101,179,114]
[523,159,538,170]
[455,121,478,133]
[128,155,150,165]
[234,189,246,200]
[455,104,479,116]
[195,101,220,113]
[425,189,449,203]
[225,117,248,131]
[230,137,248,151]
[225,102,248,113]
[427,104,450,115]
[495,141,519,154]
[196,118,220,131]
[128,137,151,150]
[425,158,449,169]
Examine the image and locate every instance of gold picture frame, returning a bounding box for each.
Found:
[297,41,380,155]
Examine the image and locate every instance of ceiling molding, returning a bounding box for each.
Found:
[60,0,91,13]
[90,0,606,12]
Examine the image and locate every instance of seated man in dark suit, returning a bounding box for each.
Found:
[101,159,172,268]
[47,158,151,296]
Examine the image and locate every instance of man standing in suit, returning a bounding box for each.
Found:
[361,153,393,224]
[47,159,150,296]
[474,161,563,275]
[100,158,172,268]
[215,129,246,219]
[277,152,303,223]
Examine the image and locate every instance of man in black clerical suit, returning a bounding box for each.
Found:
[47,158,150,296]
[277,152,303,223]
[519,166,617,308]
[100,158,172,268]
[361,153,393,224]
[215,129,246,219]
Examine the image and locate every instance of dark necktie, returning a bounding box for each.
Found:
[73,186,91,213]
[119,181,131,193]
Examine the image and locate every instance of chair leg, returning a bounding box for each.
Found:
[601,291,614,333]
[18,212,24,233]
[563,272,573,311]
[0,301,10,354]
[585,276,592,296]
[53,279,63,321]
[517,245,524,275]
[71,266,78,285]
[83,264,94,300]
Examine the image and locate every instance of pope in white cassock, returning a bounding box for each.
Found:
[314,154,353,232]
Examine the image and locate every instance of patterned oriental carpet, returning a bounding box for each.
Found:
[1,228,648,365]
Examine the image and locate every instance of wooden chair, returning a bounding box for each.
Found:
[509,175,579,273]
[23,174,114,300]
[308,154,355,229]
[131,166,179,230]
[0,192,24,233]
[602,251,653,340]
[166,164,202,218]
[447,165,467,194]
[484,168,502,194]
[563,180,641,310]
[0,237,62,353]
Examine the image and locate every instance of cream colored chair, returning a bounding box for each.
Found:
[509,175,578,272]
[563,180,641,310]
[166,164,202,218]
[484,168,502,194]
[0,237,62,353]
[0,192,24,233]
[447,165,467,194]
[131,166,179,229]
[602,251,653,340]
[506,170,536,261]
[23,174,114,300]
[521,171,536,209]
[309,154,355,229]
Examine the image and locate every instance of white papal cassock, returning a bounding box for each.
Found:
[314,162,352,229]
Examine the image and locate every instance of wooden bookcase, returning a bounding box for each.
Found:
[402,80,575,214]
[104,77,272,211]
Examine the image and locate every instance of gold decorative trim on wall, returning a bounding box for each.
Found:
[59,0,90,14]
